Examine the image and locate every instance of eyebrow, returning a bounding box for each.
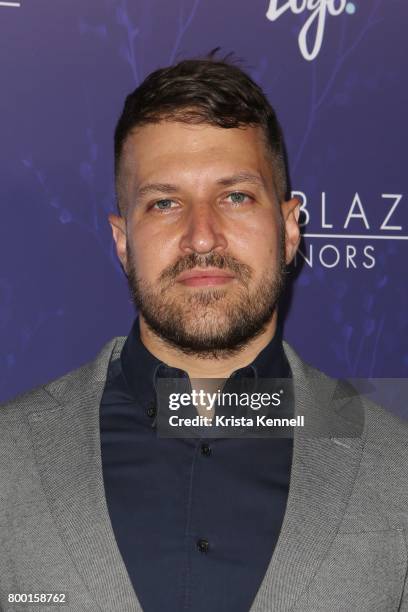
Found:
[135,172,266,199]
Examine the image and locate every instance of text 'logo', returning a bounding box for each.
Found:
[266,0,356,61]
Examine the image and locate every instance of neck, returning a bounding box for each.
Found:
[138,311,279,379]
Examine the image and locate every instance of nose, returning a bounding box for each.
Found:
[178,202,228,254]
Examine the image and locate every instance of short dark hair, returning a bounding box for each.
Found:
[114,50,288,215]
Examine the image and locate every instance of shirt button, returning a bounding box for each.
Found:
[200,443,212,457]
[197,538,209,553]
[146,402,156,418]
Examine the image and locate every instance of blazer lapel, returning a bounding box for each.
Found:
[250,341,365,611]
[27,337,141,612]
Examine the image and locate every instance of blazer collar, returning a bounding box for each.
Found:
[28,337,142,612]
[28,336,365,612]
[250,341,365,611]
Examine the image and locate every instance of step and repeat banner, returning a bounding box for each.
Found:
[0,0,406,403]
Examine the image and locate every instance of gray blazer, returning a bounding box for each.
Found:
[1,337,408,612]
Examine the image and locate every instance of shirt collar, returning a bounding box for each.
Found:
[121,316,290,407]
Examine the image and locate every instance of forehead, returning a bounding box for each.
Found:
[120,121,273,189]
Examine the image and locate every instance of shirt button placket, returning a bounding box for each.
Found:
[200,442,212,457]
[196,538,210,553]
[146,401,156,418]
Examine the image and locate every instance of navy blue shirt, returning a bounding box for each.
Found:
[100,318,293,612]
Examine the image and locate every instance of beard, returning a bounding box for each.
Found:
[125,225,287,359]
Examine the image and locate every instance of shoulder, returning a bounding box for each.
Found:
[0,336,126,492]
[283,340,408,483]
[0,335,126,428]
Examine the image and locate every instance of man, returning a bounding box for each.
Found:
[1,53,408,612]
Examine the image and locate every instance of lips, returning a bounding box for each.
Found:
[176,268,236,287]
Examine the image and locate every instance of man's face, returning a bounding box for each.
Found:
[110,121,299,356]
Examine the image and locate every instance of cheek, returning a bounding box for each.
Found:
[230,216,281,267]
[128,227,179,281]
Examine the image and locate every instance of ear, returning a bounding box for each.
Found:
[108,213,128,273]
[280,197,301,265]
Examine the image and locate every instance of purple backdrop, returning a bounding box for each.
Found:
[0,0,406,405]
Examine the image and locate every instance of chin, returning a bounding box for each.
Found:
[180,307,230,330]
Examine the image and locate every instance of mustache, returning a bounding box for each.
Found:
[159,252,253,284]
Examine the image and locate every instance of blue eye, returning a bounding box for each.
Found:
[153,199,175,210]
[226,192,252,205]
